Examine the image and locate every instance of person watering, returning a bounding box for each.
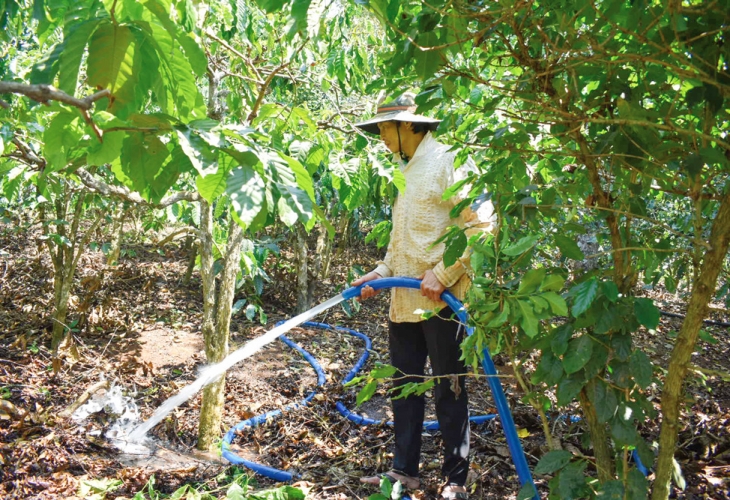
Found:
[352,93,495,500]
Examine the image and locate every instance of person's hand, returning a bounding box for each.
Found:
[351,271,382,301]
[418,270,446,302]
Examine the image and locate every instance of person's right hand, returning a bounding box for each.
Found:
[351,271,382,301]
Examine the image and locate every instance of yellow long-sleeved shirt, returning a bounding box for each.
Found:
[373,132,495,323]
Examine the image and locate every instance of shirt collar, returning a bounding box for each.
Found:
[400,132,444,170]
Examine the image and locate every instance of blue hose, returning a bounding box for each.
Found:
[221,334,326,481]
[222,278,648,496]
[343,278,539,499]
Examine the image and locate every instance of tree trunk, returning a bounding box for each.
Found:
[334,214,350,258]
[106,206,127,265]
[320,224,333,278]
[651,193,730,500]
[51,269,73,351]
[306,223,328,305]
[295,224,309,313]
[197,211,246,451]
[579,387,613,483]
[196,200,219,450]
[183,241,197,286]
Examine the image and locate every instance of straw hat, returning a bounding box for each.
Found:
[354,93,441,135]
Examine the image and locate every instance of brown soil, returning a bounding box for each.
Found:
[0,222,728,499]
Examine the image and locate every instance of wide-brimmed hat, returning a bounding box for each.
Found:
[354,93,441,135]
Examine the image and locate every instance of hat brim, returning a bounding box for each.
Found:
[354,110,441,135]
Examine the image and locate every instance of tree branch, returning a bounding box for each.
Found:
[247,37,310,122]
[156,227,203,247]
[0,82,109,110]
[75,168,199,208]
[9,138,46,170]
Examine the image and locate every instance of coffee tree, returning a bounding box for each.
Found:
[347,1,728,498]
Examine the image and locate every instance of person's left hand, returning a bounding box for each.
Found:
[419,270,446,302]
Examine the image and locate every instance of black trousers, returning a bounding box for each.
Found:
[388,307,470,486]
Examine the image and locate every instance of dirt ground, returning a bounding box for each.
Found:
[0,223,728,499]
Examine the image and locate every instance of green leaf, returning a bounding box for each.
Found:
[634,298,660,329]
[413,33,442,81]
[558,461,589,499]
[231,299,247,315]
[535,450,572,475]
[627,467,649,500]
[30,41,65,85]
[533,351,564,386]
[138,24,205,120]
[443,230,467,267]
[442,177,471,200]
[597,480,624,499]
[226,167,265,228]
[254,0,288,13]
[557,374,584,406]
[169,485,192,500]
[610,411,638,447]
[226,483,246,500]
[280,153,315,200]
[550,323,574,356]
[196,170,228,202]
[541,292,568,316]
[380,475,393,497]
[175,128,214,176]
[356,380,377,406]
[636,438,655,471]
[86,21,138,115]
[587,378,618,423]
[370,365,396,379]
[554,234,585,260]
[611,333,633,361]
[119,133,171,201]
[563,335,594,374]
[58,19,101,94]
[502,235,538,256]
[630,350,653,389]
[249,485,306,500]
[571,278,598,317]
[276,183,313,227]
[290,0,312,32]
[142,0,207,77]
[517,299,539,337]
[517,482,539,500]
[86,130,125,166]
[517,268,546,295]
[78,478,123,496]
[602,281,619,302]
[44,112,83,171]
[540,274,565,292]
[487,301,510,328]
[698,329,718,344]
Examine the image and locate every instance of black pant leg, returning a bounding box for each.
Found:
[389,319,429,478]
[423,308,470,486]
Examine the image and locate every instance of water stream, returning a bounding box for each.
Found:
[126,293,345,443]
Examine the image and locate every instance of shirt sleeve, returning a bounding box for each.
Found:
[432,156,496,287]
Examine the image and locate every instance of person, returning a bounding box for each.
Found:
[352,93,494,500]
